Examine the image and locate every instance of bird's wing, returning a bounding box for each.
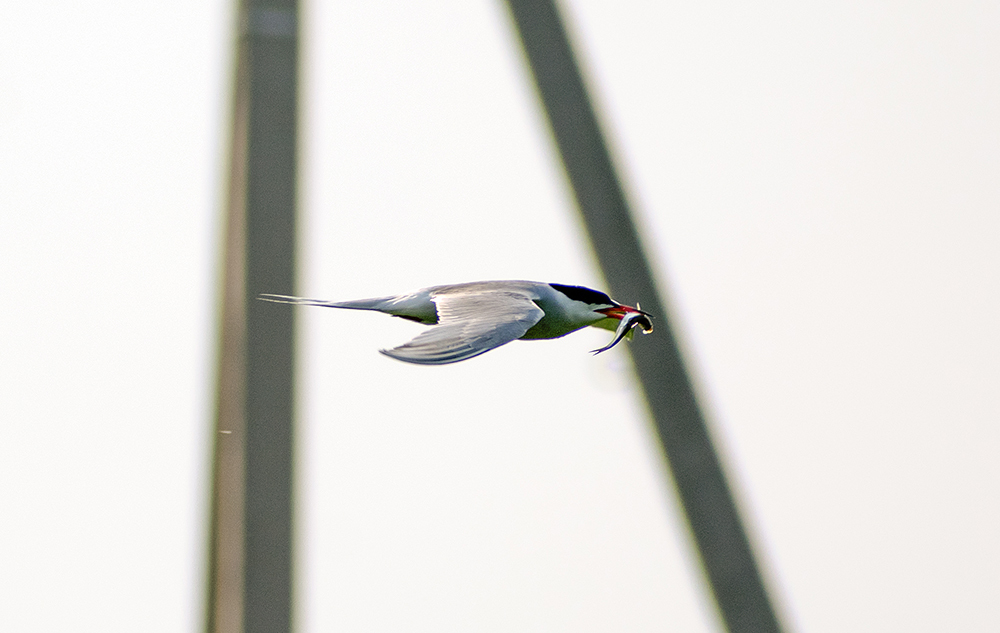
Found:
[381,289,544,365]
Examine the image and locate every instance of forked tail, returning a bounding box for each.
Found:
[257,294,394,311]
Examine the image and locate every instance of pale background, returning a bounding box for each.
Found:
[1,1,998,632]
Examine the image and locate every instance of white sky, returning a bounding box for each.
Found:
[1,1,998,632]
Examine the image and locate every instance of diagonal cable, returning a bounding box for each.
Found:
[502,2,786,631]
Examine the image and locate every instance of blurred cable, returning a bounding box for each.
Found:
[502,2,785,631]
[205,2,299,632]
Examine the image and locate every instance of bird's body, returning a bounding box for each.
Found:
[260,280,652,365]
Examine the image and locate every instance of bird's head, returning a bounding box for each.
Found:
[549,283,653,333]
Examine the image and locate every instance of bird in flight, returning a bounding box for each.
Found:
[260,280,653,365]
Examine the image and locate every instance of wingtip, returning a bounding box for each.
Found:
[379,344,490,366]
[379,347,438,365]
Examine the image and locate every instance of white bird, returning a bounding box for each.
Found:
[259,280,653,365]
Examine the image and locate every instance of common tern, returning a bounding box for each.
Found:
[260,280,652,365]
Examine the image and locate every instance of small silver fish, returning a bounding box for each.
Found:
[591,309,654,354]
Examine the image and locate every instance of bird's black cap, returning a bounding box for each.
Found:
[549,283,614,306]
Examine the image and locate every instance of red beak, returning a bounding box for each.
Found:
[597,304,650,320]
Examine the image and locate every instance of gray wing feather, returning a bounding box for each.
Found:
[381,290,544,365]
